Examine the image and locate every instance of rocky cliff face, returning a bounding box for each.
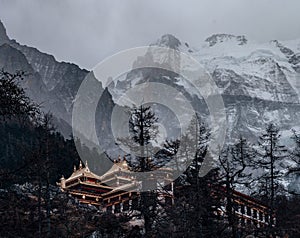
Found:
[0,20,90,136]
[10,40,89,111]
[0,20,9,45]
[0,43,50,109]
[193,33,300,142]
[205,34,248,47]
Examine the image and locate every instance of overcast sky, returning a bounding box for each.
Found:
[0,0,300,69]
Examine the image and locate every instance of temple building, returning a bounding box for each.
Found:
[214,186,274,229]
[57,157,174,213]
[57,158,139,212]
[57,158,273,229]
[232,189,273,229]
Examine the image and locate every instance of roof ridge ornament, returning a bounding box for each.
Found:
[85,160,90,172]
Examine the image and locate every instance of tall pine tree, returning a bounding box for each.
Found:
[254,123,288,236]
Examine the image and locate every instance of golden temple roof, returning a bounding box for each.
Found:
[65,160,103,182]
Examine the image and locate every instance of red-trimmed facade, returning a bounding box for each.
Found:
[58,159,273,229]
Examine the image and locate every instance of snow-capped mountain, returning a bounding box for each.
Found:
[1,20,300,149]
[191,34,300,142]
[108,33,300,145]
[1,20,300,191]
[107,33,300,193]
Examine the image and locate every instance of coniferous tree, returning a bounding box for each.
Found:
[118,105,158,171]
[217,136,255,237]
[118,105,159,237]
[0,69,39,121]
[0,69,40,181]
[253,123,288,236]
[289,130,300,181]
[162,115,222,237]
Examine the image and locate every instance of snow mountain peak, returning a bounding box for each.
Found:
[154,34,181,49]
[205,34,248,47]
[0,20,9,45]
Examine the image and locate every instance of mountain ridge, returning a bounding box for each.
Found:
[1,20,300,192]
[0,20,89,136]
[1,20,300,142]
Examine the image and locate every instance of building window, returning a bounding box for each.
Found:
[132,198,139,209]
[253,209,257,219]
[123,201,129,211]
[115,204,120,213]
[259,211,263,221]
[241,205,245,214]
[233,203,239,212]
[265,215,269,223]
[247,206,251,216]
